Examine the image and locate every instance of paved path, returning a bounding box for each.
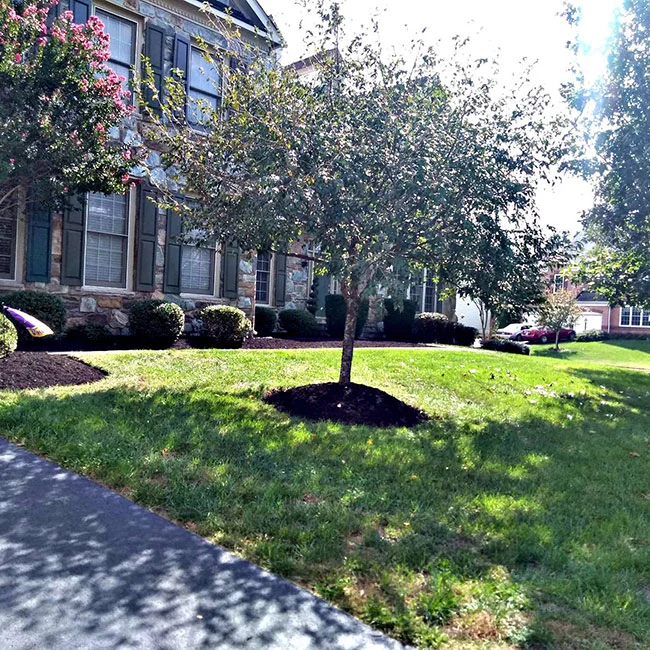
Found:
[0,438,405,650]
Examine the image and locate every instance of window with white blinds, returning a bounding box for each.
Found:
[85,192,129,287]
[0,208,17,280]
[181,244,215,294]
[96,9,137,103]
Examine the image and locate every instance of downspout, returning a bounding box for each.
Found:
[607,305,611,333]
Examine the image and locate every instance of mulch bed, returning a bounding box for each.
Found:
[0,352,106,390]
[263,382,429,427]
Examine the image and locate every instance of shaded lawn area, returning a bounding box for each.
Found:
[532,339,650,370]
[1,347,650,649]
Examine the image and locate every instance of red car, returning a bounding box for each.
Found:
[520,326,576,344]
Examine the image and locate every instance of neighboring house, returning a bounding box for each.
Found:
[547,270,650,336]
[1,0,290,333]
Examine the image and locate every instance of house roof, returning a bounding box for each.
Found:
[577,290,608,304]
[288,48,342,74]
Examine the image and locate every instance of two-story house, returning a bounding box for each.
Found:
[0,0,318,333]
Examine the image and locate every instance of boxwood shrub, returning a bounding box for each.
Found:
[576,329,609,342]
[1,290,66,337]
[66,323,111,343]
[197,305,252,348]
[255,306,277,337]
[278,309,319,337]
[383,298,417,342]
[452,322,477,347]
[412,312,451,343]
[0,312,18,357]
[325,294,369,339]
[482,338,530,355]
[129,300,185,347]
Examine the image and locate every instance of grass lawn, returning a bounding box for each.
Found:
[1,343,650,648]
[531,339,650,370]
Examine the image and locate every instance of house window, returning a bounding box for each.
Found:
[553,274,565,293]
[256,251,271,303]
[181,244,215,295]
[0,207,17,280]
[620,306,650,327]
[85,192,129,288]
[424,274,438,312]
[189,47,222,124]
[96,9,137,103]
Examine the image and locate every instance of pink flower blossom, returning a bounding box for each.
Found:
[121,174,130,183]
[9,159,15,164]
[36,37,47,46]
[123,150,132,160]
[14,53,22,63]
[95,123,105,133]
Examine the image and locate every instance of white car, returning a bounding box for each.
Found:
[495,323,533,341]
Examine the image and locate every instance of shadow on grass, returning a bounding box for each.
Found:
[1,367,650,648]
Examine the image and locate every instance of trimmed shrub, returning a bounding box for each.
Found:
[451,322,477,347]
[1,290,66,337]
[412,312,451,343]
[254,306,277,337]
[608,332,650,341]
[129,300,185,347]
[576,329,610,342]
[0,312,18,357]
[196,305,252,348]
[325,294,369,339]
[66,323,111,343]
[278,309,319,336]
[482,338,530,355]
[383,298,417,342]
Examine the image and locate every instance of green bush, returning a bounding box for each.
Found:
[576,329,610,342]
[254,306,277,337]
[0,312,18,357]
[1,290,66,337]
[129,300,185,347]
[412,312,451,343]
[482,338,530,355]
[66,323,111,343]
[451,322,477,347]
[325,294,369,339]
[197,305,252,348]
[383,298,417,342]
[278,309,319,336]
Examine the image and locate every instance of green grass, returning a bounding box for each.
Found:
[532,339,650,370]
[1,344,650,648]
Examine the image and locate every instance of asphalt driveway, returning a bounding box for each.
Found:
[0,437,405,650]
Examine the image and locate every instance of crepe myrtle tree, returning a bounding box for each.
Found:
[140,4,568,384]
[0,0,143,212]
[536,289,582,351]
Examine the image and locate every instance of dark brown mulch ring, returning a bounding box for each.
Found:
[0,352,106,390]
[244,337,422,349]
[263,382,429,428]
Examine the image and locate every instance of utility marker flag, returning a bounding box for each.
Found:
[1,305,54,338]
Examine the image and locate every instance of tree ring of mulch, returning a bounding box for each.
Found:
[263,382,429,427]
[0,352,106,390]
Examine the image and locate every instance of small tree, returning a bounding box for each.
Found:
[536,290,582,351]
[141,3,567,384]
[0,0,143,211]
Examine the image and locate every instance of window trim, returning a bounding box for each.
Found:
[94,2,142,108]
[620,306,650,328]
[0,205,21,283]
[255,250,274,306]
[188,45,223,126]
[82,188,136,291]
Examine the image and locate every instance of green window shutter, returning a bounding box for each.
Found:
[274,253,287,307]
[71,0,92,23]
[163,208,182,293]
[61,194,86,286]
[173,33,191,119]
[144,25,165,115]
[223,242,239,299]
[26,198,52,283]
[136,187,158,291]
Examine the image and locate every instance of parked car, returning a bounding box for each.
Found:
[520,326,576,344]
[495,323,533,341]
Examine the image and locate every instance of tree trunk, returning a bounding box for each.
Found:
[554,330,560,351]
[339,288,360,385]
